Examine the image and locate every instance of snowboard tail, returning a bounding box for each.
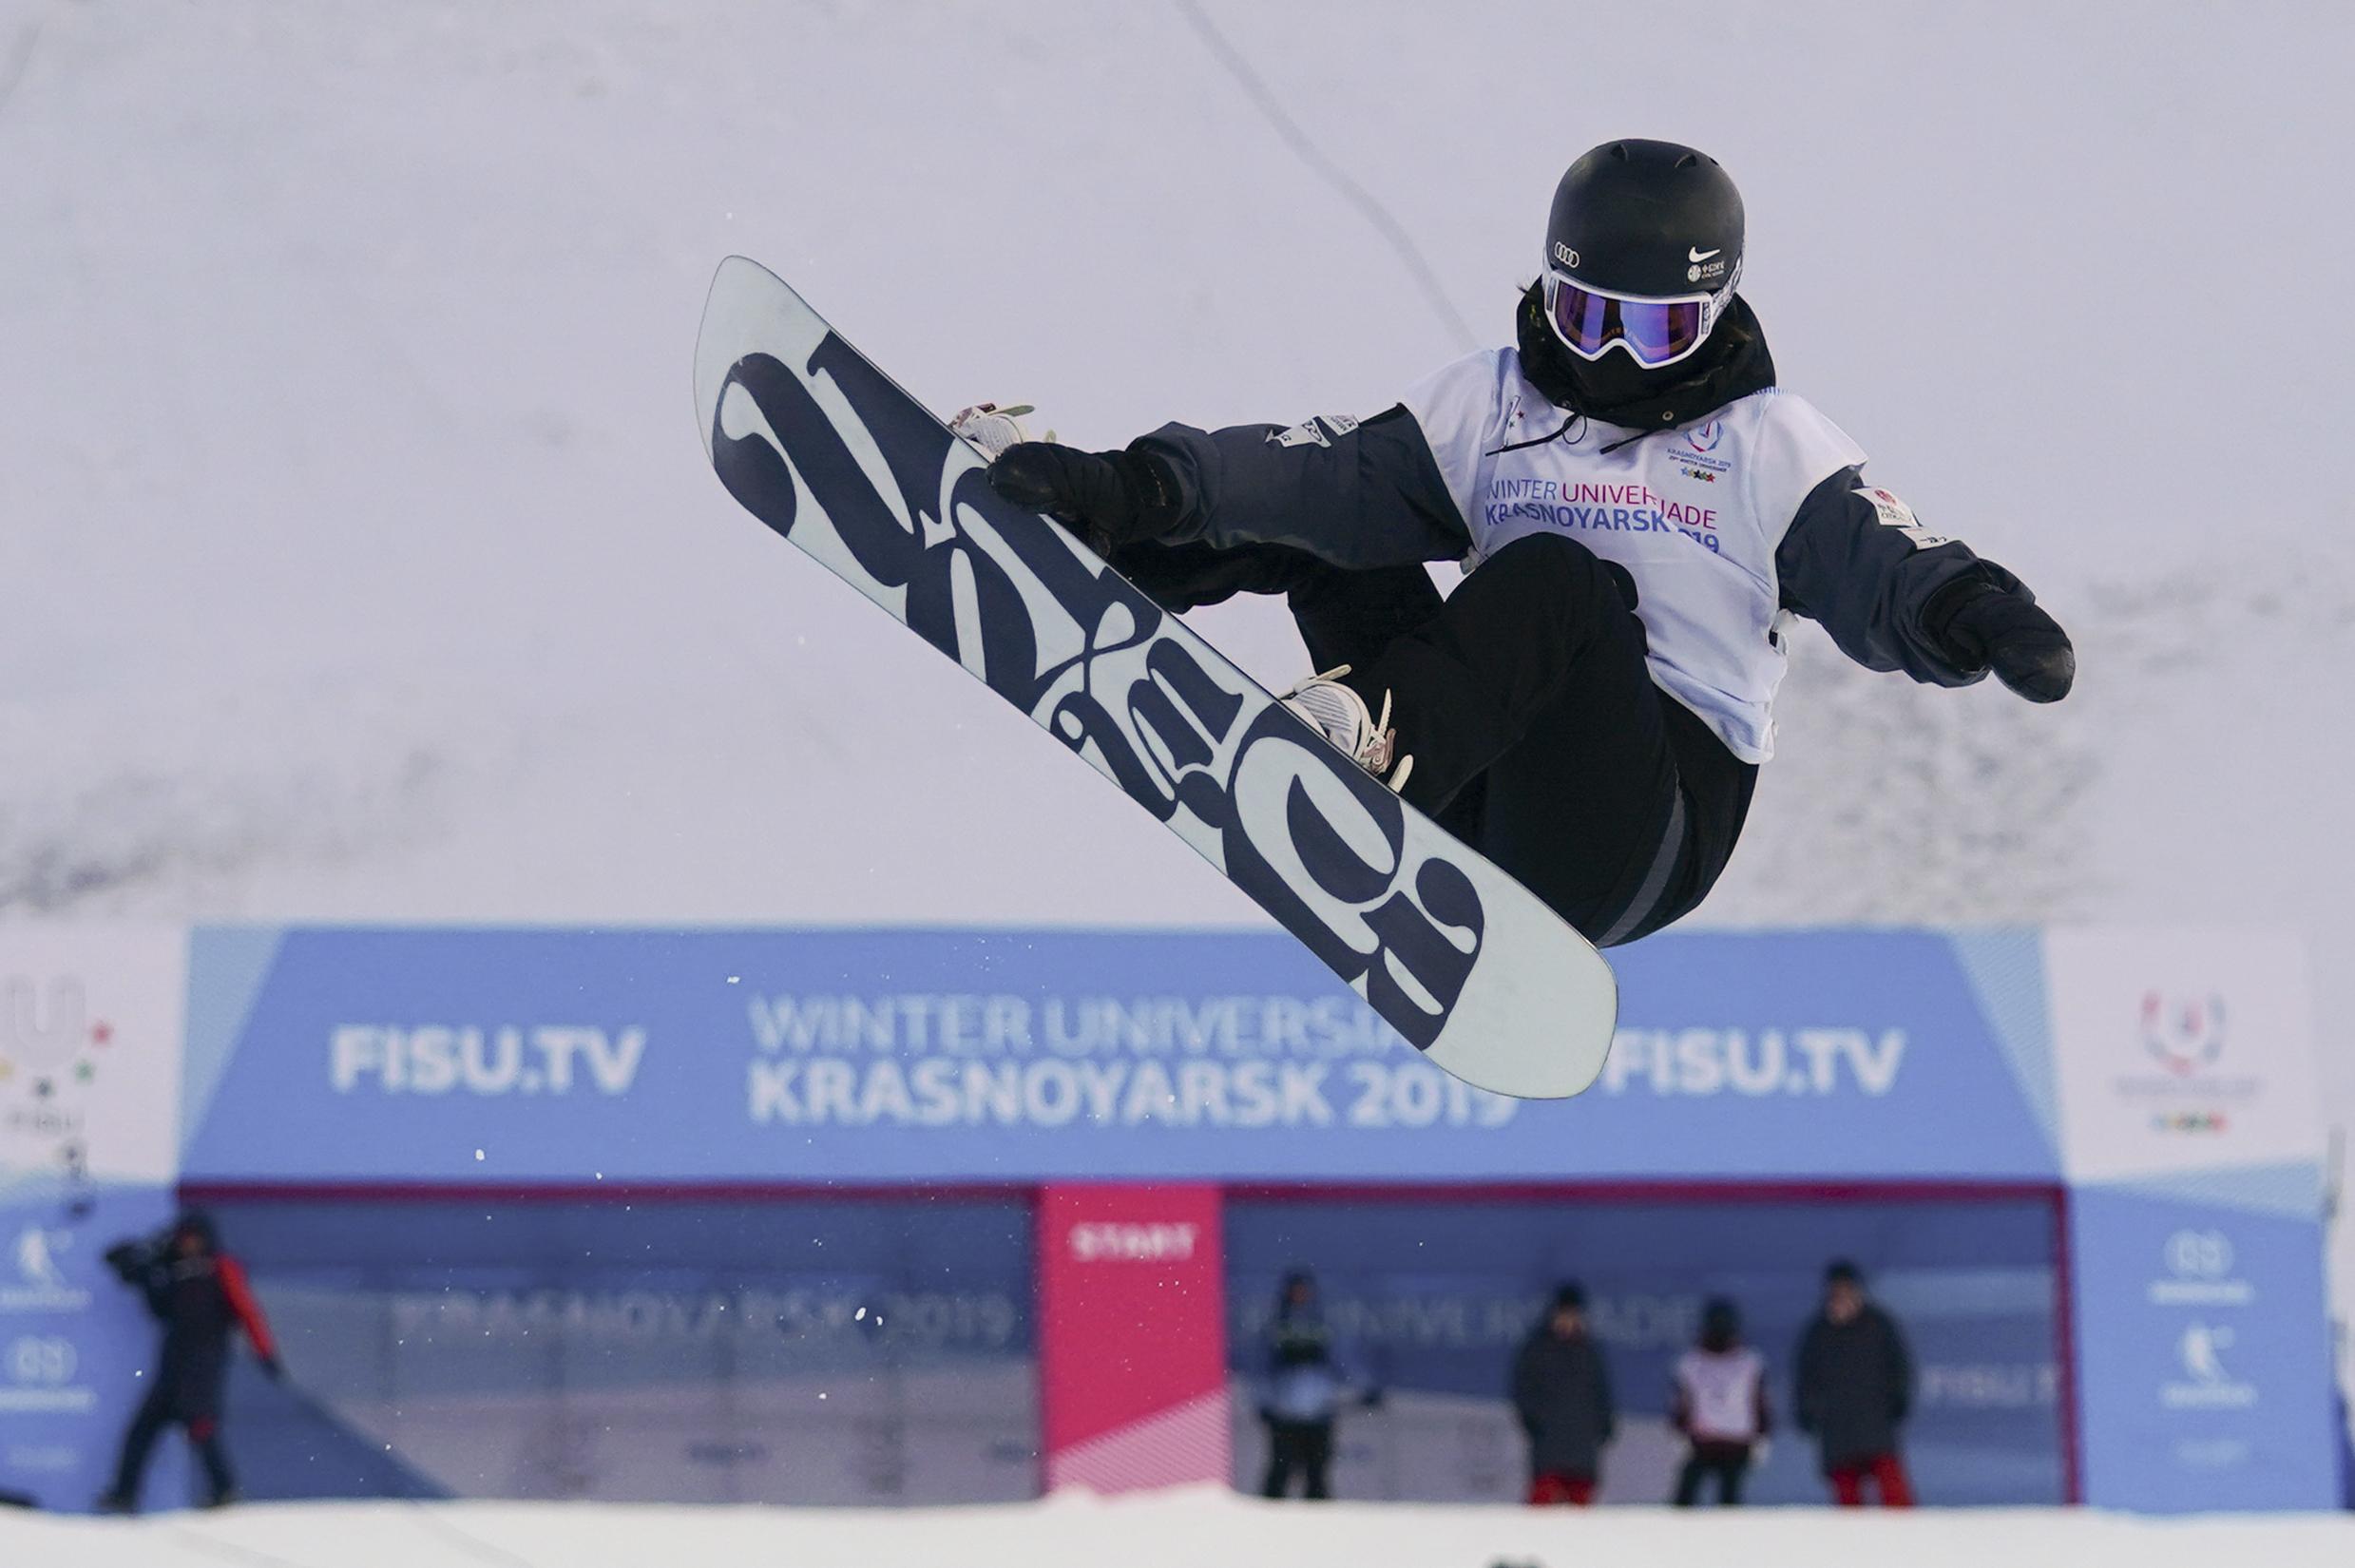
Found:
[693,257,1615,1097]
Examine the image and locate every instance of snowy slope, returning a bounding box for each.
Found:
[6,1487,2354,1568]
[1,0,2351,1383]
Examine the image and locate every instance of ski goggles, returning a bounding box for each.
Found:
[1541,269,1732,369]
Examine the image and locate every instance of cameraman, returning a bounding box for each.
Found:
[94,1211,280,1512]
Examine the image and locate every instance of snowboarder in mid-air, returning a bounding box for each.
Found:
[973,139,2075,947]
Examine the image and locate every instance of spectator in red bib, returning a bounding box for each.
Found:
[1672,1295,1771,1505]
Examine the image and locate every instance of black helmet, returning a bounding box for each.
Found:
[172,1211,219,1252]
[1541,140,1745,368]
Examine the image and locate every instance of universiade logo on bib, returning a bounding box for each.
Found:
[1676,420,1733,479]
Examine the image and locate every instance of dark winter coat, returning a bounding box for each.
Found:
[1511,1329,1615,1478]
[1128,303,2015,697]
[124,1252,277,1421]
[1794,1304,1913,1469]
[1261,1305,1350,1425]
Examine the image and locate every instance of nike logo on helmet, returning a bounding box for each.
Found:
[1689,247,1721,263]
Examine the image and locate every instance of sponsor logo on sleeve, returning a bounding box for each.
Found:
[1853,487,1951,549]
[1272,414,1361,449]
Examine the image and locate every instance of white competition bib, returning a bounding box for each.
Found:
[1404,351,1867,763]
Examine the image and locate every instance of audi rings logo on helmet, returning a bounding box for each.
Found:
[1551,241,1580,269]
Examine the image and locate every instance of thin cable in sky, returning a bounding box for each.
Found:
[0,21,44,121]
[1173,0,1477,354]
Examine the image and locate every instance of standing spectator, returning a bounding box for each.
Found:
[1671,1296,1771,1505]
[94,1212,280,1513]
[1256,1271,1372,1499]
[1794,1259,1915,1506]
[1511,1283,1615,1504]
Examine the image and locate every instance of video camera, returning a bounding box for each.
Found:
[101,1227,176,1283]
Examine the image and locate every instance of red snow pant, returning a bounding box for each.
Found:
[1528,1470,1597,1505]
[1828,1451,1914,1506]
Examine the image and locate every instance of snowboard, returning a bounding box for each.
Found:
[692,257,1616,1098]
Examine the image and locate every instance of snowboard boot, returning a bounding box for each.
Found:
[1279,667,1413,793]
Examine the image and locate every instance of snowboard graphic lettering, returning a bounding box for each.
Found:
[695,258,1613,1095]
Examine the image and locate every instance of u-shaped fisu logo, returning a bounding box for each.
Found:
[707,337,1484,1048]
[1,976,85,1065]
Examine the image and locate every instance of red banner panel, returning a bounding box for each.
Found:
[1037,1184,1228,1492]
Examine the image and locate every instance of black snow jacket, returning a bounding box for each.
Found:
[1794,1304,1914,1470]
[1511,1328,1616,1479]
[114,1248,278,1420]
[1120,298,2014,693]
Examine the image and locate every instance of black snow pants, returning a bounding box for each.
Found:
[110,1359,236,1504]
[1674,1440,1752,1505]
[1120,531,1757,947]
[1261,1418,1334,1499]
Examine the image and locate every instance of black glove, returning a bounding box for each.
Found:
[1927,578,2076,702]
[987,442,1174,558]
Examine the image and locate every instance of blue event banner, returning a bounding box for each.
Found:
[2067,1185,2341,1511]
[181,927,2058,1184]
